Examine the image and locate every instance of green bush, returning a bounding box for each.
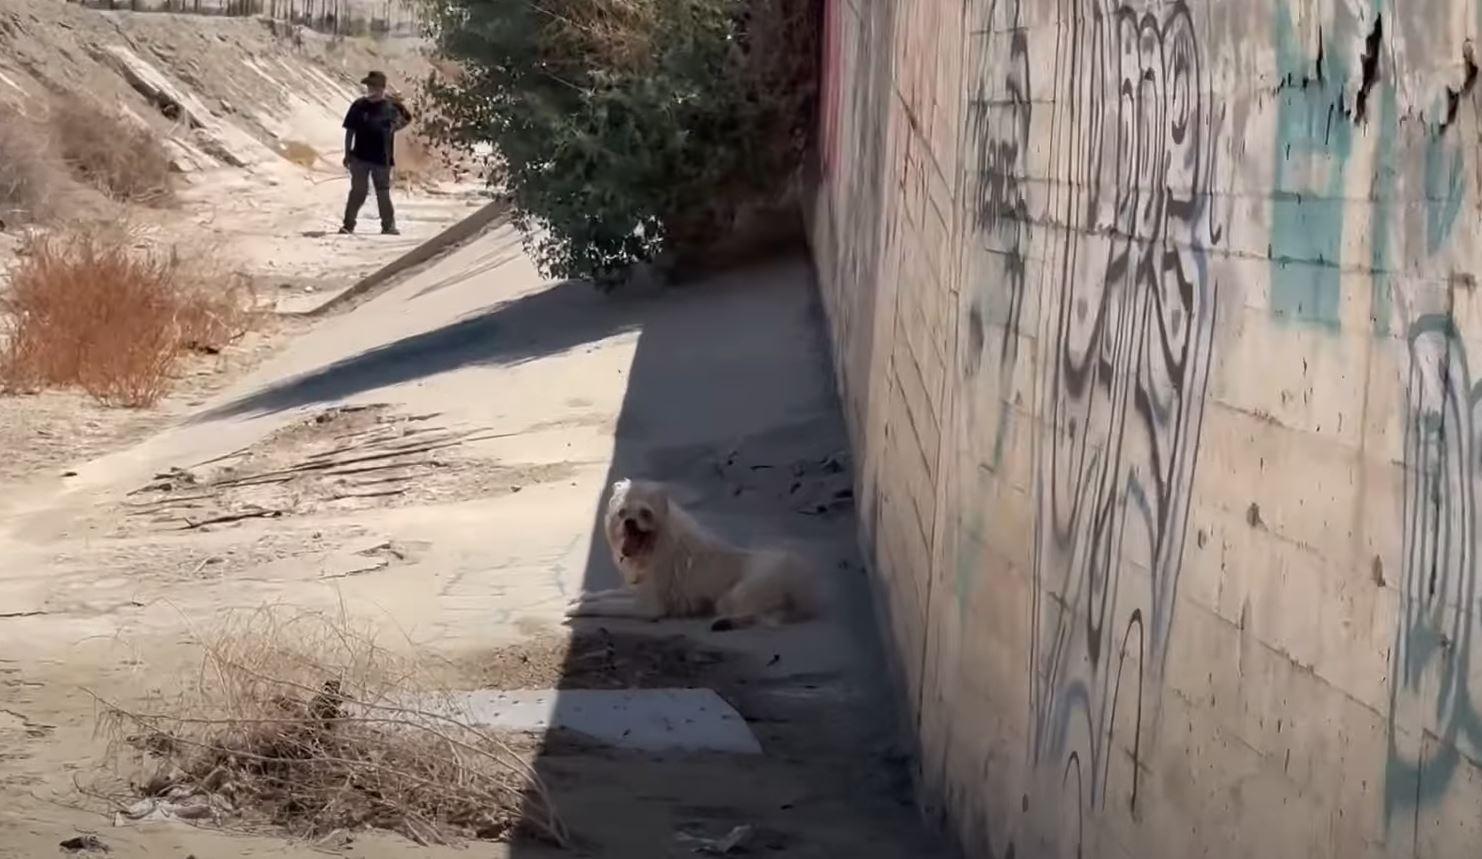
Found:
[418,0,818,285]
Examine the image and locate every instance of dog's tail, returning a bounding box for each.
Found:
[710,615,755,632]
[712,612,799,632]
[710,601,806,632]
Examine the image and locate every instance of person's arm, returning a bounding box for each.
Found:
[341,102,359,166]
[391,96,413,132]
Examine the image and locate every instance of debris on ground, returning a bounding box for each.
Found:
[467,629,731,691]
[705,441,855,517]
[58,834,110,853]
[675,824,755,854]
[113,789,219,827]
[118,406,569,531]
[92,607,568,847]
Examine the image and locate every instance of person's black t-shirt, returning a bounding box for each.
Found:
[343,97,410,167]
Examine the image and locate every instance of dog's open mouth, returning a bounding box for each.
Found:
[619,520,655,559]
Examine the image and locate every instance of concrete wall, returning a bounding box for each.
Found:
[808,0,1482,856]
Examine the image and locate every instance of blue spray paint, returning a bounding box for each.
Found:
[1368,66,1397,335]
[1383,41,1478,837]
[1384,315,1482,831]
[1270,6,1355,327]
[1424,130,1465,254]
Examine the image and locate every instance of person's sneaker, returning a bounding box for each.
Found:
[381,226,401,235]
[338,225,354,234]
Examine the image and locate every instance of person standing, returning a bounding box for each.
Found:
[340,70,412,235]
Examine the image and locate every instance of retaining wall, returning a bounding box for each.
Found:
[808,1,1482,856]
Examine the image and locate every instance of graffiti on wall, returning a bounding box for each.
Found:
[1267,8,1367,328]
[948,0,1482,849]
[965,0,1031,375]
[963,0,1032,478]
[1358,0,1482,824]
[1024,0,1221,837]
[1385,311,1482,829]
[1380,30,1482,822]
[1262,7,1482,826]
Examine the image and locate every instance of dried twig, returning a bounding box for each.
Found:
[179,509,285,530]
[89,606,567,847]
[329,489,408,501]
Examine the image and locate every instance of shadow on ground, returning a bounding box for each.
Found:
[181,246,951,856]
[506,256,954,857]
[194,277,645,422]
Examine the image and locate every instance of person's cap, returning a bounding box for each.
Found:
[361,70,388,87]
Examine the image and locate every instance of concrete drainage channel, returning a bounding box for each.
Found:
[298,196,513,319]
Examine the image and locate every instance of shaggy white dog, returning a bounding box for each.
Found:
[564,478,818,631]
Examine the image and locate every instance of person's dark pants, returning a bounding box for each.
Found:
[343,158,394,232]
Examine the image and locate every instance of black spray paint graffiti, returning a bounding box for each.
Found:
[964,0,1032,473]
[966,0,1031,378]
[1385,312,1482,828]
[1027,0,1220,832]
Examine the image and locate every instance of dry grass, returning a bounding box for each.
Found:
[402,74,482,187]
[394,129,450,191]
[538,0,663,75]
[92,606,567,847]
[0,229,254,407]
[0,118,71,224]
[276,140,322,169]
[50,96,177,206]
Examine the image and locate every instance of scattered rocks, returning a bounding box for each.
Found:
[58,834,109,853]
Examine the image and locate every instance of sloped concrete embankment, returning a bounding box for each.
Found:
[0,0,428,177]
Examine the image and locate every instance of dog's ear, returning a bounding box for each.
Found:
[608,479,630,508]
[650,484,671,516]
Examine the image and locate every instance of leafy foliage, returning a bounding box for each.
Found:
[418,0,818,284]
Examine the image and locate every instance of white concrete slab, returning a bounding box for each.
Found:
[413,688,761,755]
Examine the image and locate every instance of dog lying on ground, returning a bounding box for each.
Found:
[564,478,819,631]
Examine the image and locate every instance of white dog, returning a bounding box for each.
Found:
[564,478,819,631]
